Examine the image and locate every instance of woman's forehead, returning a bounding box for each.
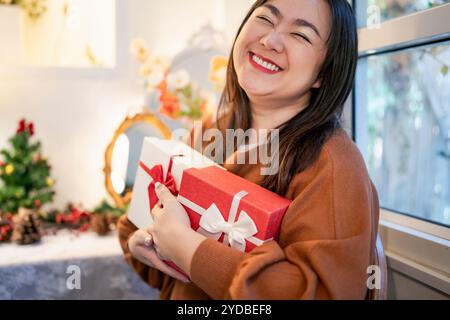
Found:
[259,0,331,38]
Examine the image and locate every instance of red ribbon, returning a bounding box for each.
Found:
[139,156,180,211]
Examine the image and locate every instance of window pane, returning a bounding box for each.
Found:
[357,0,450,27]
[356,41,450,227]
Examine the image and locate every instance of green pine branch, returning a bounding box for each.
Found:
[0,123,55,214]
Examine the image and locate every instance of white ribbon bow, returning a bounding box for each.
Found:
[177,190,265,252]
[199,202,258,251]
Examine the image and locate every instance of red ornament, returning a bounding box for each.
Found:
[55,205,90,227]
[28,122,34,136]
[0,226,11,241]
[34,199,41,207]
[78,223,90,232]
[0,161,5,167]
[17,119,26,134]
[0,215,13,242]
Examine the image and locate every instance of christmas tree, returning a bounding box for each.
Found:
[0,119,55,214]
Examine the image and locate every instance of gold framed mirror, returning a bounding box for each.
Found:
[104,112,172,208]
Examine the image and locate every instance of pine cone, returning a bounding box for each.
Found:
[106,214,119,231]
[90,213,110,236]
[11,208,41,245]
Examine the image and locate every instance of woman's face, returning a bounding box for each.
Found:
[233,0,331,107]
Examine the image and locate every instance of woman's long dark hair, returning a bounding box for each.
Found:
[216,0,358,195]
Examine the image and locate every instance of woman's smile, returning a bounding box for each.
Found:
[248,51,284,75]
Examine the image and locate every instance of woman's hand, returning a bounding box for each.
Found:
[128,229,190,282]
[148,182,207,276]
[148,182,195,259]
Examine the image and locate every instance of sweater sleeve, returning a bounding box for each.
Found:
[116,214,172,293]
[190,142,378,300]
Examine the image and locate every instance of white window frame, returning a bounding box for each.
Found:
[358,4,450,55]
[354,2,450,296]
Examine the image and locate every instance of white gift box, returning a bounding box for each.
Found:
[127,137,220,229]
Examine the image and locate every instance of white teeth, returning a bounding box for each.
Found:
[252,53,280,72]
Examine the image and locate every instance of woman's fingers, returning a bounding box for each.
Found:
[154,245,168,260]
[143,234,153,247]
[154,182,175,206]
[129,220,190,283]
[131,230,189,282]
[142,247,190,282]
[133,229,152,246]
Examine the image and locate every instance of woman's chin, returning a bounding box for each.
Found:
[239,79,275,98]
[242,86,274,99]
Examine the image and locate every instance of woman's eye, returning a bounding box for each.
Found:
[292,33,311,44]
[257,16,273,25]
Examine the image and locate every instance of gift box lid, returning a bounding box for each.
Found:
[179,166,292,240]
[141,137,220,184]
[128,137,222,230]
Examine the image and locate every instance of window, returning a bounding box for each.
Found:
[354,2,450,227]
[357,0,450,27]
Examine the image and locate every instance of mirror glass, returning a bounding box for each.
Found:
[105,113,171,208]
[111,121,168,197]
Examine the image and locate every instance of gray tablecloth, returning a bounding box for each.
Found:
[0,230,160,300]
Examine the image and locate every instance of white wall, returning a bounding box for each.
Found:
[0,0,254,210]
[20,0,116,67]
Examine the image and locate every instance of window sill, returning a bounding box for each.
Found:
[379,209,450,295]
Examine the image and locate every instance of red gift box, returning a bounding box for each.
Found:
[177,166,292,252]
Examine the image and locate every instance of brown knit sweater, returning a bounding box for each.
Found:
[117,118,379,300]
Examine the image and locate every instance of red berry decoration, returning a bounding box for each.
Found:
[28,122,35,136]
[16,119,26,134]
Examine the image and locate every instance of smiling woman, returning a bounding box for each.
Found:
[224,0,356,195]
[118,0,380,300]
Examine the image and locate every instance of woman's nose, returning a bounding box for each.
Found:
[259,31,284,53]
